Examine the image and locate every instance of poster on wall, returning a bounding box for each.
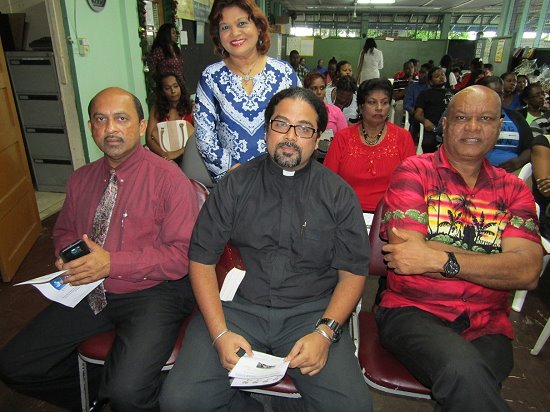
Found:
[177,0,212,22]
[475,40,483,58]
[286,37,315,57]
[495,39,506,63]
[193,0,211,22]
[177,0,195,20]
[300,39,314,56]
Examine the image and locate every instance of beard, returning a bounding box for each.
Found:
[272,141,302,169]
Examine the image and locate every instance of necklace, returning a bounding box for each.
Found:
[361,122,386,146]
[231,57,260,83]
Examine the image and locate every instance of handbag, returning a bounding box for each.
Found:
[156,120,194,152]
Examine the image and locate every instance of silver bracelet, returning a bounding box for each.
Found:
[212,329,230,346]
[314,327,333,343]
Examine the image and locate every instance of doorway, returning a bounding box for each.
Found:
[3,1,85,220]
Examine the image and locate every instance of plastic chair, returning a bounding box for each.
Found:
[77,179,210,412]
[78,319,191,412]
[512,162,546,312]
[416,123,424,155]
[357,199,432,399]
[531,316,550,355]
[404,110,410,131]
[388,101,395,124]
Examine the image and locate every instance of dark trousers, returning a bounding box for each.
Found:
[159,296,373,412]
[422,131,439,153]
[376,306,513,412]
[0,277,195,412]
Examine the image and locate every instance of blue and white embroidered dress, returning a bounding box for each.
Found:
[194,57,300,180]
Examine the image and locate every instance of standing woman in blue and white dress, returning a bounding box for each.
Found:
[195,0,299,181]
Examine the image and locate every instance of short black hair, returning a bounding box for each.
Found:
[428,66,444,81]
[264,87,328,136]
[335,75,357,93]
[500,71,516,81]
[420,62,433,71]
[521,82,542,102]
[357,78,393,105]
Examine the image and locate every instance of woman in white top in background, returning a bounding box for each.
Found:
[439,54,457,88]
[356,38,383,83]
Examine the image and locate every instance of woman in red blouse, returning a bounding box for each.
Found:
[324,78,415,212]
[146,72,194,164]
[148,23,185,82]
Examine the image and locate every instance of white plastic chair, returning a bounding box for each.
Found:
[511,162,550,355]
[388,100,395,124]
[416,123,424,155]
[512,163,541,312]
[531,315,550,355]
[404,111,410,131]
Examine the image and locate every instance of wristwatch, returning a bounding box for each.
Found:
[315,318,343,342]
[442,252,460,278]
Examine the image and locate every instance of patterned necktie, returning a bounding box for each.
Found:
[87,169,118,314]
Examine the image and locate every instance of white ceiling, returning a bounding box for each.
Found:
[279,0,505,14]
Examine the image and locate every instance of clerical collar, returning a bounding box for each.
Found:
[266,154,313,178]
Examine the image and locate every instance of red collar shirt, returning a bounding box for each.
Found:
[380,147,541,340]
[53,146,199,294]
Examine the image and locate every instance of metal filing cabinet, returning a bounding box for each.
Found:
[6,51,72,192]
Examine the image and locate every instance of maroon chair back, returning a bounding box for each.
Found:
[368,199,387,277]
[359,198,431,398]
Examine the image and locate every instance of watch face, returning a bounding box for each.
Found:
[443,253,460,277]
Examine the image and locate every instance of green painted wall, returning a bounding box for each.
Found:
[300,38,448,79]
[61,1,147,162]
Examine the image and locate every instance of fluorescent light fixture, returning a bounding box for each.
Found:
[357,0,396,4]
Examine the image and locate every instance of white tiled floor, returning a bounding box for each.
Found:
[34,191,65,221]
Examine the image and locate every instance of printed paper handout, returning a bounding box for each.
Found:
[229,351,289,387]
[15,270,103,308]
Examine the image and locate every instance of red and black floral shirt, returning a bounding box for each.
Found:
[381,146,541,341]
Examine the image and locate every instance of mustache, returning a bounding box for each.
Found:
[103,134,123,142]
[276,141,301,151]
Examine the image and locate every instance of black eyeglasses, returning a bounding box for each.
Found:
[269,119,318,139]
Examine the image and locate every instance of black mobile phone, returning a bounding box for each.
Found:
[60,239,90,263]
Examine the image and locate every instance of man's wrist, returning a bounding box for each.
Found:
[314,327,333,344]
[315,318,342,342]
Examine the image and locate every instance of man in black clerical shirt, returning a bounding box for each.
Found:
[159,88,373,412]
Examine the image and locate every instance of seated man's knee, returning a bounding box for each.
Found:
[107,381,142,410]
[437,354,493,388]
[159,387,211,412]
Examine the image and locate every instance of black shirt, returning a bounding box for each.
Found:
[416,87,454,126]
[189,154,370,308]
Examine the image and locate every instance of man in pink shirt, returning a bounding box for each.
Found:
[0,87,199,411]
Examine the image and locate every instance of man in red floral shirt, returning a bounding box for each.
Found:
[377,85,543,411]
